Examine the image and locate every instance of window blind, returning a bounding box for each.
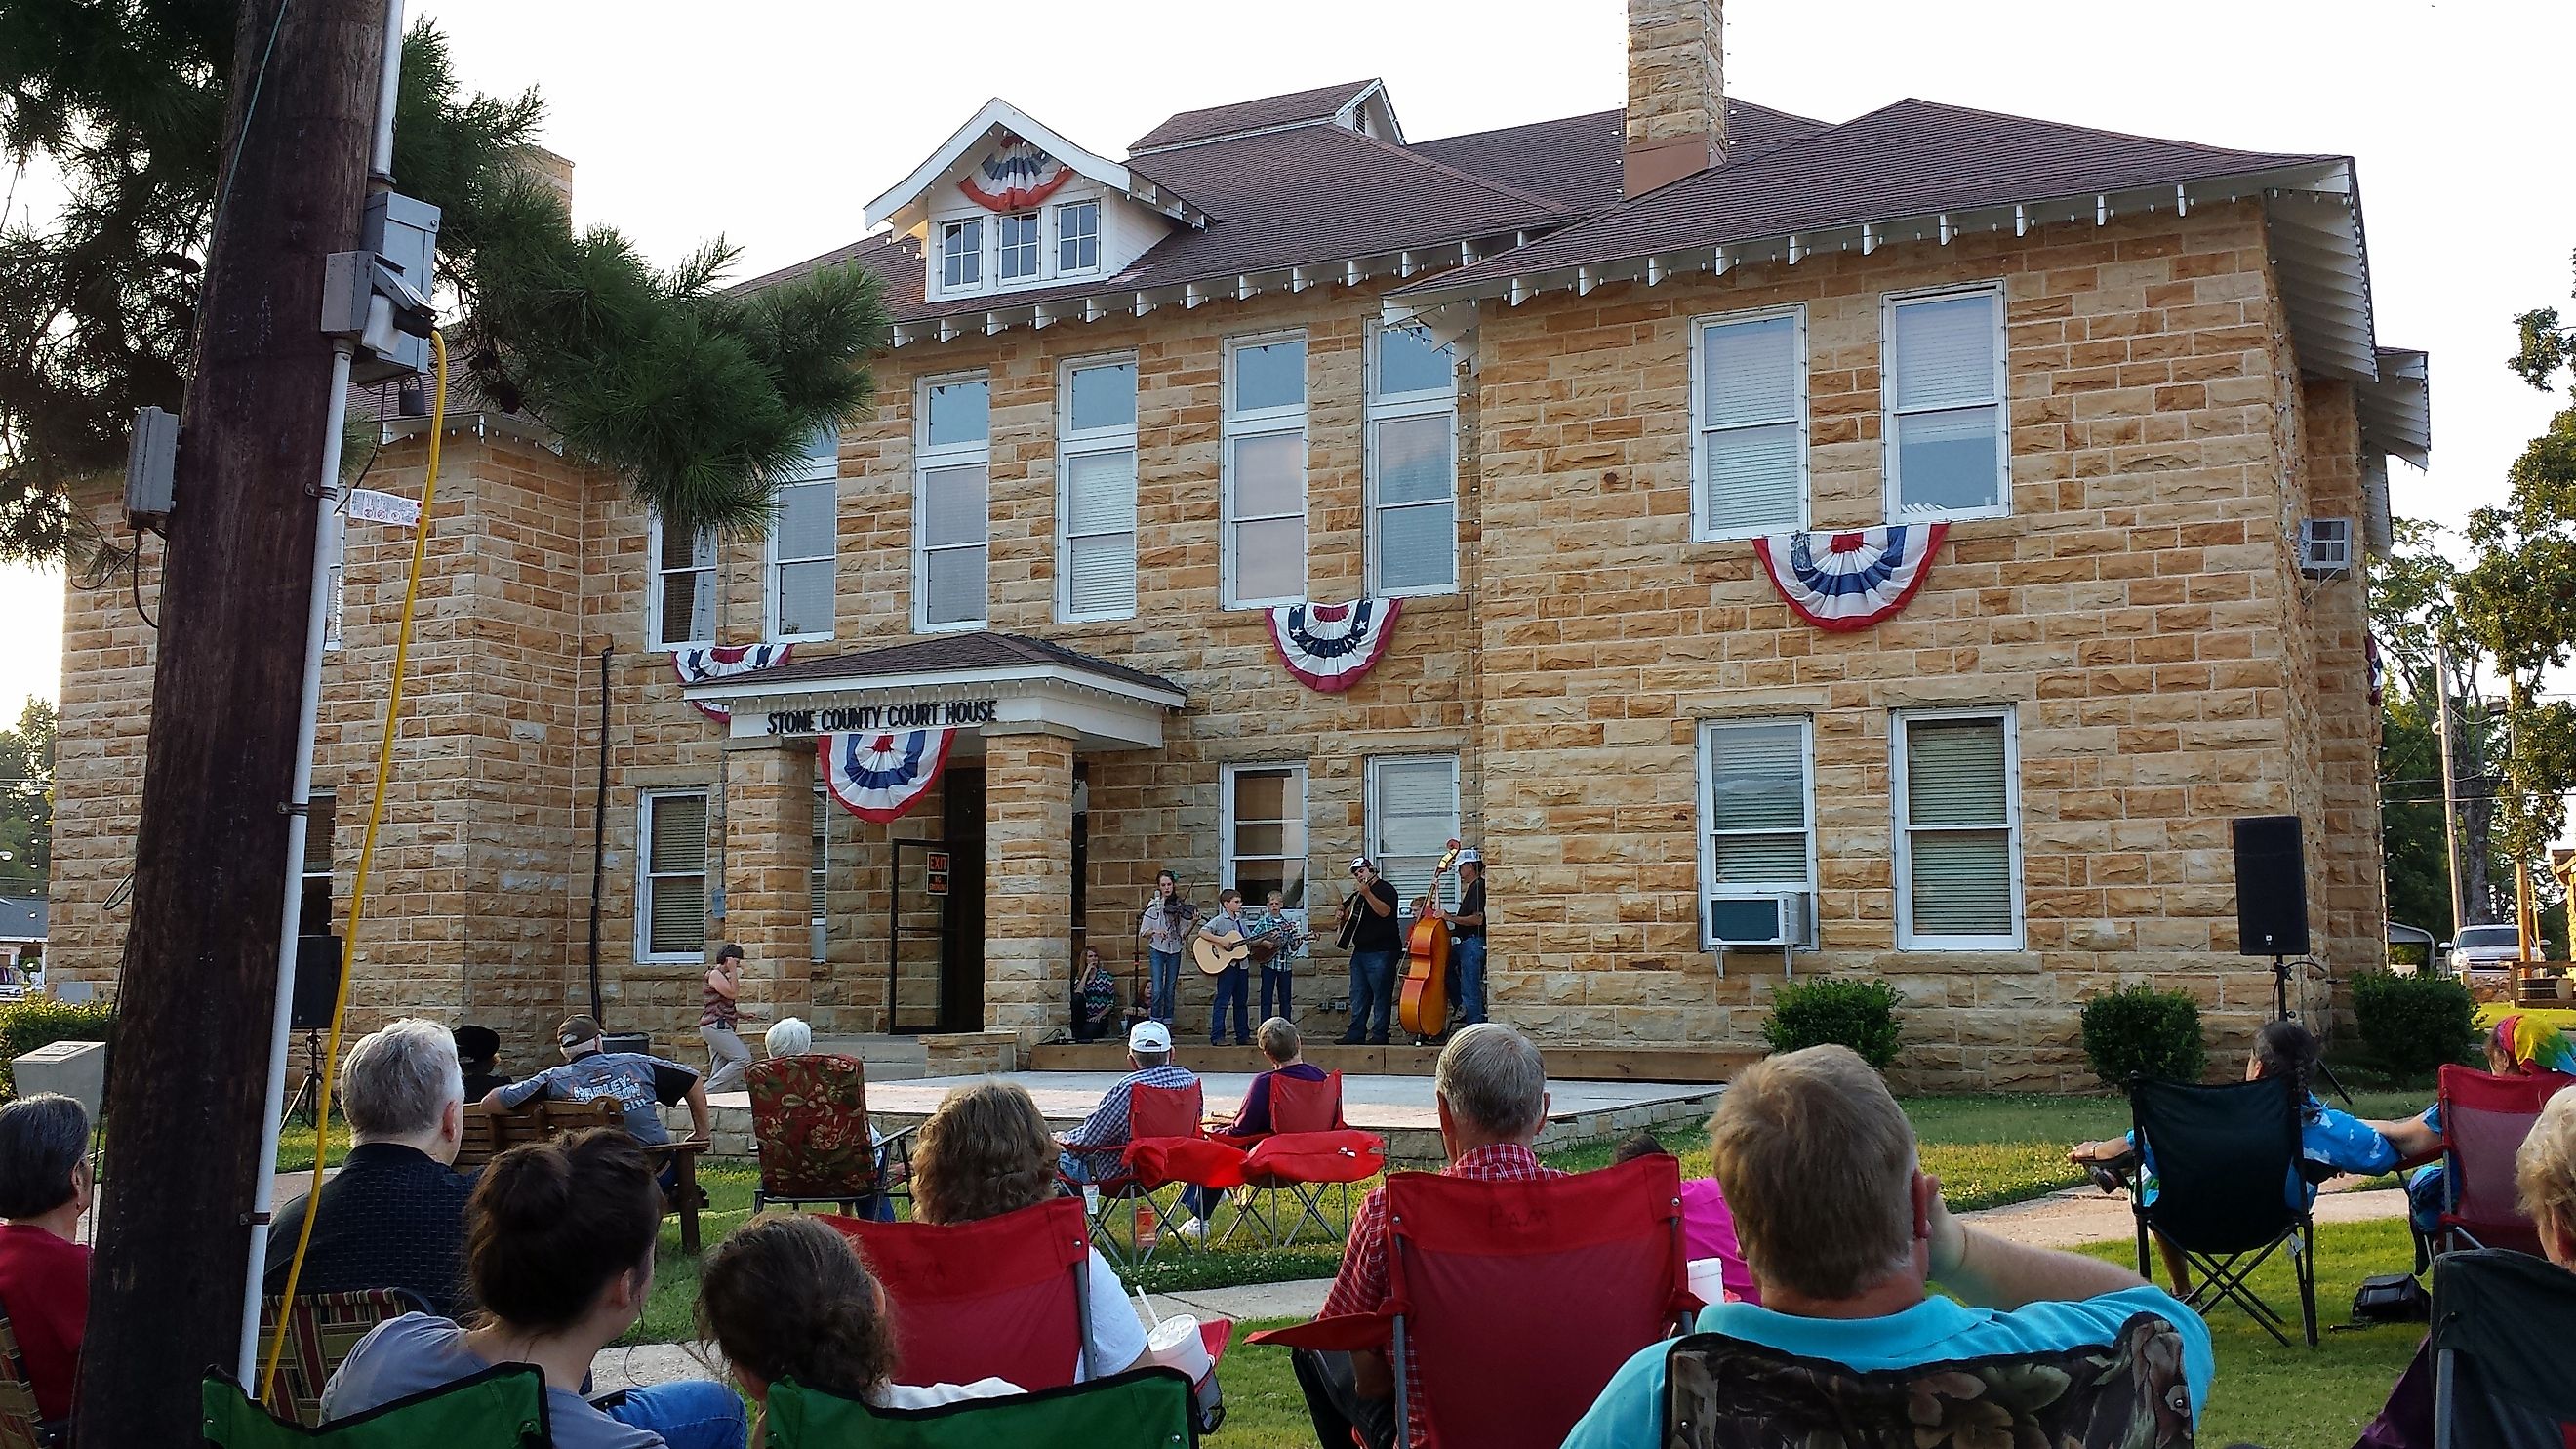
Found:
[1697,314,1802,535]
[1704,721,1811,888]
[1892,294,1998,411]
[924,547,986,625]
[1701,424,1802,535]
[1905,719,2007,825]
[1902,716,2014,939]
[809,790,829,924]
[1701,315,1797,423]
[920,464,988,548]
[646,794,708,956]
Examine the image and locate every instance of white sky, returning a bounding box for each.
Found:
[3,0,2569,725]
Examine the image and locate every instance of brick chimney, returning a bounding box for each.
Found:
[1624,0,1726,199]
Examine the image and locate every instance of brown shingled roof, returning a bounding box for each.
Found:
[706,630,1186,700]
[1130,80,1382,153]
[1409,101,1827,214]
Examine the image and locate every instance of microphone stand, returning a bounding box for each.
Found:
[2273,952,2354,1107]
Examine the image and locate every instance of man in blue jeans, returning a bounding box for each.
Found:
[1448,850,1488,1029]
[1335,857,1401,1045]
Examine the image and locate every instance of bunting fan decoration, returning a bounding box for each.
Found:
[958,134,1073,212]
[673,643,793,722]
[818,730,956,824]
[1751,523,1949,632]
[1267,597,1403,693]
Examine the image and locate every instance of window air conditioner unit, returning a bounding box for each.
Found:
[2297,517,2355,580]
[1707,892,1810,975]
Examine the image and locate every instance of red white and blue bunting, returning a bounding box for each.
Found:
[1267,597,1402,693]
[818,730,955,824]
[1751,524,1949,632]
[958,134,1073,213]
[673,643,794,722]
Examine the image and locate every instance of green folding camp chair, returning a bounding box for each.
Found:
[202,1364,549,1448]
[762,1365,1197,1449]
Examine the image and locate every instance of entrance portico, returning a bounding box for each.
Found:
[686,632,1185,1051]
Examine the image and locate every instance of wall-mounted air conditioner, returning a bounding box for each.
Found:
[1707,892,1810,976]
[2298,517,2355,580]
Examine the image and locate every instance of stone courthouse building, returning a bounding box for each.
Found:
[53,0,2432,1088]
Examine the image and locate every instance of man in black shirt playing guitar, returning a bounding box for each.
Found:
[1334,856,1401,1045]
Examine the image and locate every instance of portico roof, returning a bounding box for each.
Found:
[685,631,1187,751]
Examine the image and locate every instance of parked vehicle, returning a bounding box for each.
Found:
[2444,924,2525,976]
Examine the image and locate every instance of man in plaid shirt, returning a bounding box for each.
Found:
[1058,1019,1199,1182]
[1294,1025,1561,1449]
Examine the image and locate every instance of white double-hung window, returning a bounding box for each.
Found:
[767,425,837,641]
[915,376,990,630]
[1891,708,2022,949]
[940,218,982,290]
[1366,754,1460,913]
[637,789,709,963]
[649,514,715,649]
[1221,763,1308,909]
[1696,719,1816,948]
[1223,333,1307,608]
[1884,286,2008,520]
[1057,200,1100,273]
[1058,357,1138,621]
[998,211,1041,282]
[1692,306,1807,539]
[1367,323,1458,594]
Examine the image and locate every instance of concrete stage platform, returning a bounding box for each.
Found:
[693,1070,1722,1168]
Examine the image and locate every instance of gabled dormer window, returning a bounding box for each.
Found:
[941,219,982,288]
[998,212,1041,282]
[1058,201,1100,273]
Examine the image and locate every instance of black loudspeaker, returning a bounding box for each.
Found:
[2232,815,2311,957]
[291,934,344,1032]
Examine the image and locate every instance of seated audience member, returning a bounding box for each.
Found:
[909,1079,1147,1381]
[484,1014,708,1190]
[1294,1024,1562,1449]
[1072,947,1121,1043]
[762,1016,813,1060]
[2069,1020,2394,1291]
[1564,1046,2213,1449]
[2355,1087,2576,1448]
[1055,1019,1196,1184]
[267,1019,476,1316]
[1611,1130,1758,1308]
[697,1211,1016,1433]
[453,1025,510,1102]
[2380,1012,2576,1236]
[1176,1016,1329,1237]
[0,1094,91,1436]
[322,1130,744,1449]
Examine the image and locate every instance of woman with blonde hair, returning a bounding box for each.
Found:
[910,1079,1147,1380]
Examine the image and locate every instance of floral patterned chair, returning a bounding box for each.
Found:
[746,1053,908,1216]
[1660,1311,2196,1449]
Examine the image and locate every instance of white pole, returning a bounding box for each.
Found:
[238,342,352,1385]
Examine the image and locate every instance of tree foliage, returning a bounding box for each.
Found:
[0,5,884,564]
[0,698,49,894]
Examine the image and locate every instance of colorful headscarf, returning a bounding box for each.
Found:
[2491,1014,2576,1076]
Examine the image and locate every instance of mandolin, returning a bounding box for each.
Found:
[1396,838,1464,1040]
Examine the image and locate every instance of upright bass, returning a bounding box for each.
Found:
[1396,838,1463,1041]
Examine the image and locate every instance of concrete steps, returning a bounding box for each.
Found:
[810,1033,929,1081]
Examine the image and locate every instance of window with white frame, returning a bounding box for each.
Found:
[1892,709,2022,949]
[810,786,829,962]
[1222,764,1308,908]
[1367,754,1460,913]
[1058,200,1100,273]
[998,211,1040,282]
[915,376,990,630]
[650,514,715,649]
[1693,307,1807,539]
[1696,719,1815,947]
[1884,287,2007,520]
[1059,357,1137,621]
[767,425,837,640]
[638,790,709,962]
[940,218,982,289]
[1224,334,1308,608]
[1368,324,1458,594]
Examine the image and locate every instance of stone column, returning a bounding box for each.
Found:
[721,742,815,1035]
[984,723,1078,1043]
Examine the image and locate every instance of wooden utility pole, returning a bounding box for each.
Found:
[2434,638,2469,940]
[77,0,382,1437]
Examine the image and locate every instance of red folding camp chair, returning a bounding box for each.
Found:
[2433,1065,2576,1258]
[1066,1081,1232,1266]
[1250,1153,1692,1449]
[1220,1072,1385,1247]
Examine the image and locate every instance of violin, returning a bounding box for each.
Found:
[1396,838,1463,1041]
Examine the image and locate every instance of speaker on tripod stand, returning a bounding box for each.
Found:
[2232,815,2351,1102]
[282,934,343,1126]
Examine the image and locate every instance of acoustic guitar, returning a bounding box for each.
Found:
[1395,839,1464,1040]
[1192,932,1252,976]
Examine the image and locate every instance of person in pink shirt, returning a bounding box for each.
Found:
[1612,1131,1760,1306]
[0,1093,94,1435]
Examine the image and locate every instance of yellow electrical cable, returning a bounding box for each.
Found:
[261,329,448,1398]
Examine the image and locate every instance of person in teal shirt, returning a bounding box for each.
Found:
[1563,1046,2213,1449]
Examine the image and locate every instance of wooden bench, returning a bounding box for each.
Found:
[458,1099,709,1252]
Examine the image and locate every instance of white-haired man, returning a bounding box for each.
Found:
[1562,1046,2214,1447]
[265,1019,475,1316]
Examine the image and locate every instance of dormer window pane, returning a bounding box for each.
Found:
[1058,201,1101,272]
[941,219,982,288]
[998,212,1040,281]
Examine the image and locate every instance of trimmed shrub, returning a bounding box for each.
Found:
[1761,979,1902,1069]
[0,998,114,1099]
[2079,984,2205,1088]
[2352,969,2476,1077]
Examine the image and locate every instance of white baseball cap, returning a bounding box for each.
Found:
[1128,1021,1174,1052]
[1349,856,1373,871]
[1456,848,1481,865]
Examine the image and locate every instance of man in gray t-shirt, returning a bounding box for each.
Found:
[484,1015,710,1150]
